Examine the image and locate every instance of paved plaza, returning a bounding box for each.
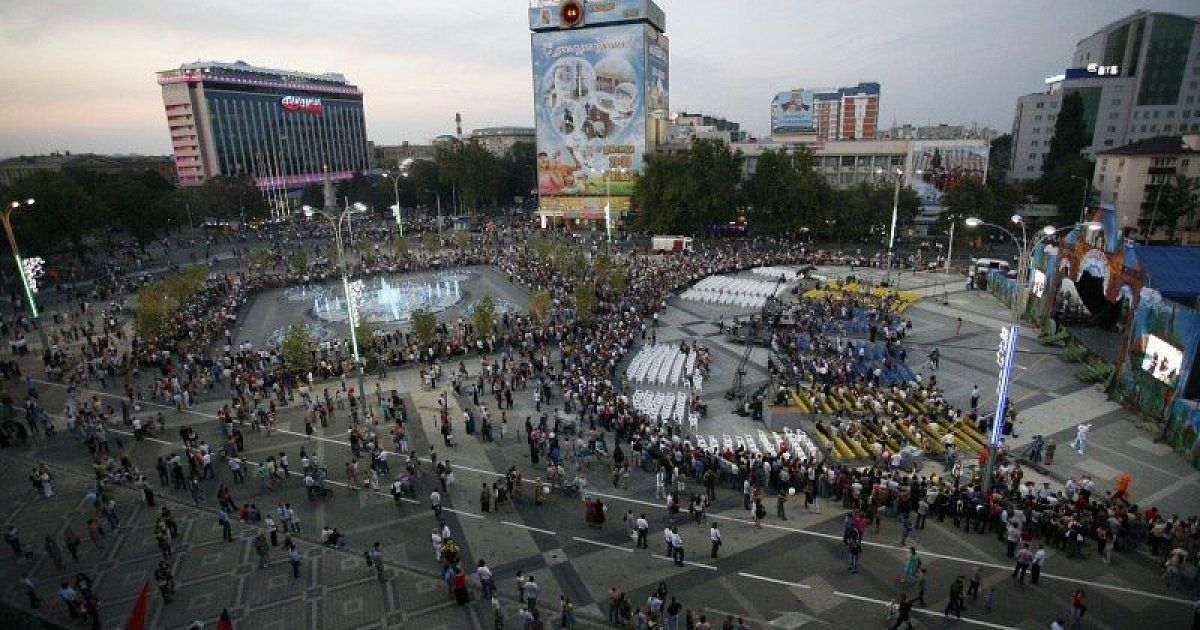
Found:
[1,260,1197,629]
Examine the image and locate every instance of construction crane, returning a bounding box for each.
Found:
[725,274,788,401]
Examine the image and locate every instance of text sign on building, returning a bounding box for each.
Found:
[1064,64,1120,80]
[991,325,1021,447]
[280,96,324,114]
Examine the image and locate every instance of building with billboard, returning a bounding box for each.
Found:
[771,83,880,141]
[1008,11,1200,181]
[530,0,668,226]
[156,60,370,205]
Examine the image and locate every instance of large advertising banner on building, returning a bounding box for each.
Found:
[771,90,815,134]
[645,25,669,138]
[533,23,647,206]
[907,140,989,207]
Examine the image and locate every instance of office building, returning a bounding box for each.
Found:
[1093,133,1200,242]
[0,153,175,187]
[156,60,369,192]
[1009,11,1200,181]
[771,83,880,141]
[469,127,535,157]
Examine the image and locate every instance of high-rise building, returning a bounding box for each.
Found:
[771,83,880,141]
[1008,11,1200,181]
[529,0,669,227]
[156,60,370,195]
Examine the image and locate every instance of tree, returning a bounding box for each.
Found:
[454,231,469,250]
[134,284,173,339]
[409,309,438,348]
[472,295,497,338]
[280,324,316,373]
[1037,92,1094,222]
[292,249,309,273]
[422,233,440,252]
[438,141,501,213]
[574,285,597,322]
[1149,175,1199,241]
[528,289,552,323]
[744,146,836,234]
[631,139,744,234]
[301,184,325,209]
[988,134,1013,184]
[393,235,409,258]
[353,317,376,368]
[608,268,628,293]
[3,170,107,253]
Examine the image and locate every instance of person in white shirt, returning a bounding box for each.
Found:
[670,529,684,566]
[1071,423,1092,454]
[710,525,722,558]
[635,515,649,548]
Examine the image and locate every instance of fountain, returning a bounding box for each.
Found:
[309,272,470,324]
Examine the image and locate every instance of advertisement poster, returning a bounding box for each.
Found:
[533,23,647,200]
[907,141,989,207]
[771,90,815,133]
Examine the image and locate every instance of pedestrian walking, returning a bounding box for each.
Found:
[63,528,81,562]
[1071,423,1092,455]
[1031,545,1046,585]
[887,593,914,630]
[710,524,722,558]
[21,573,39,608]
[944,575,965,619]
[289,546,302,579]
[254,532,270,569]
[636,514,649,549]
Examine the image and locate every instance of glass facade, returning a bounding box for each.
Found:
[204,86,368,185]
[1138,14,1194,106]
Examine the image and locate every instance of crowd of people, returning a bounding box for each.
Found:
[0,216,1196,630]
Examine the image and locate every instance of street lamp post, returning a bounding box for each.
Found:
[328,199,368,407]
[1070,175,1091,224]
[382,171,408,237]
[876,167,921,283]
[944,219,956,276]
[1,198,47,350]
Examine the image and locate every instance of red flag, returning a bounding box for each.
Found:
[124,581,149,630]
[216,609,234,630]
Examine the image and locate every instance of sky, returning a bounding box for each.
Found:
[0,0,1196,157]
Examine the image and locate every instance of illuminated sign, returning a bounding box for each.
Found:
[991,325,1020,446]
[281,96,324,114]
[1063,64,1121,80]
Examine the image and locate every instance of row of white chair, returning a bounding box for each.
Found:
[626,344,698,388]
[690,428,821,463]
[631,389,690,425]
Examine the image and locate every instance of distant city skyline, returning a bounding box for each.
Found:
[1,0,1196,157]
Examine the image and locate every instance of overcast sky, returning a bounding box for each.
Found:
[1,0,1195,157]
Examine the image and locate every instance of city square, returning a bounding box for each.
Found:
[2,2,1200,630]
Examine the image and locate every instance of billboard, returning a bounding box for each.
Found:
[907,140,989,207]
[533,23,648,200]
[771,90,815,133]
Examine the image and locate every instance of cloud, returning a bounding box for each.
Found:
[1,0,1197,155]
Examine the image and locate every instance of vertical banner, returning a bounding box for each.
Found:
[992,325,1021,446]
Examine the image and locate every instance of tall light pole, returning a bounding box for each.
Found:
[944,218,956,276]
[1070,175,1091,224]
[876,167,922,282]
[1,198,46,349]
[382,171,408,237]
[328,200,368,406]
